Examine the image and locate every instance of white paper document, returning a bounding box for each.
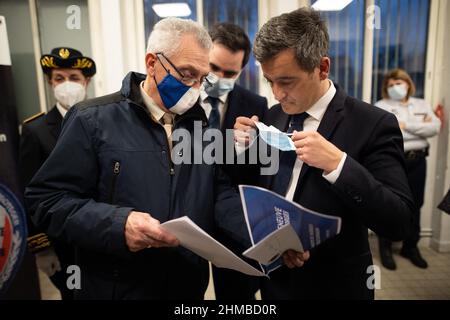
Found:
[161,216,266,277]
[160,186,341,276]
[239,185,342,274]
[242,224,304,265]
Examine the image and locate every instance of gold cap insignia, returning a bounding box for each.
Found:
[40,56,57,68]
[72,58,93,69]
[59,48,70,59]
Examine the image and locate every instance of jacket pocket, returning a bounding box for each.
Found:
[109,161,120,204]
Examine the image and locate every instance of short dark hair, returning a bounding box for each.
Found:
[209,22,251,68]
[254,8,329,73]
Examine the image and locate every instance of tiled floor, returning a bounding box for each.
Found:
[370,236,450,300]
[38,262,228,300]
[39,235,450,300]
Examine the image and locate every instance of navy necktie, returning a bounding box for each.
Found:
[271,112,309,196]
[208,97,221,129]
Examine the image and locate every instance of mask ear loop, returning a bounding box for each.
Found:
[203,73,219,90]
[153,53,171,87]
[155,53,171,73]
[158,52,190,80]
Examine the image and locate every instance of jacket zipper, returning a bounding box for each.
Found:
[109,161,120,204]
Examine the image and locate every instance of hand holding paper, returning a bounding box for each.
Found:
[125,211,179,252]
[282,250,310,269]
[157,186,341,277]
[243,224,303,265]
[240,185,341,274]
[161,216,265,277]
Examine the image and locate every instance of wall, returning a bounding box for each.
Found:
[0,0,40,122]
[428,0,450,252]
[257,0,309,107]
[36,0,95,106]
[88,0,146,97]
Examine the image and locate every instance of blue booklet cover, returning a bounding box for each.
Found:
[239,185,342,274]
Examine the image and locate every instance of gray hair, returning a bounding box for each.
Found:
[146,17,212,57]
[253,8,329,73]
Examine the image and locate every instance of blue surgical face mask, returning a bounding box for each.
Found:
[156,73,200,115]
[205,77,237,98]
[388,84,408,101]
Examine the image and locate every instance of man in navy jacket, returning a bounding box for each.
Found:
[25,18,252,299]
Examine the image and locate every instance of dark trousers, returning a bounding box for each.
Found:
[212,265,259,300]
[379,155,426,250]
[260,251,375,300]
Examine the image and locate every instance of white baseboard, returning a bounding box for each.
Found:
[368,228,433,238]
[430,238,450,253]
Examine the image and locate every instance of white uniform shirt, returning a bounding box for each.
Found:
[375,97,440,152]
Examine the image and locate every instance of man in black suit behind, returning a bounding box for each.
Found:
[234,8,413,299]
[19,47,95,300]
[200,23,267,300]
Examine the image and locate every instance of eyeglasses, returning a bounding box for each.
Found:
[156,52,218,88]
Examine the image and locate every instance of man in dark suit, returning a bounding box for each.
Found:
[19,47,95,300]
[200,23,267,300]
[234,8,413,299]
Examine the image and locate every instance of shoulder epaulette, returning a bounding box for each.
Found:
[27,233,52,254]
[23,112,45,124]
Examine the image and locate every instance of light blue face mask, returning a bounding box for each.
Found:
[205,77,237,98]
[388,84,408,101]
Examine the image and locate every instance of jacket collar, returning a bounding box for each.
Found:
[46,105,63,124]
[268,84,347,196]
[316,83,346,140]
[46,106,63,139]
[295,83,346,193]
[121,72,147,108]
[272,83,346,133]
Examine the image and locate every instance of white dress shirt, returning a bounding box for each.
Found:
[56,102,68,118]
[285,81,347,201]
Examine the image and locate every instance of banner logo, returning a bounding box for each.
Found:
[0,184,27,296]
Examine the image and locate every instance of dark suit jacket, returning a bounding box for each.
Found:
[221,84,268,187]
[260,85,413,300]
[20,106,62,191]
[211,85,267,295]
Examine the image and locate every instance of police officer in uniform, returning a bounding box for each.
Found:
[19,47,96,299]
[375,68,440,270]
